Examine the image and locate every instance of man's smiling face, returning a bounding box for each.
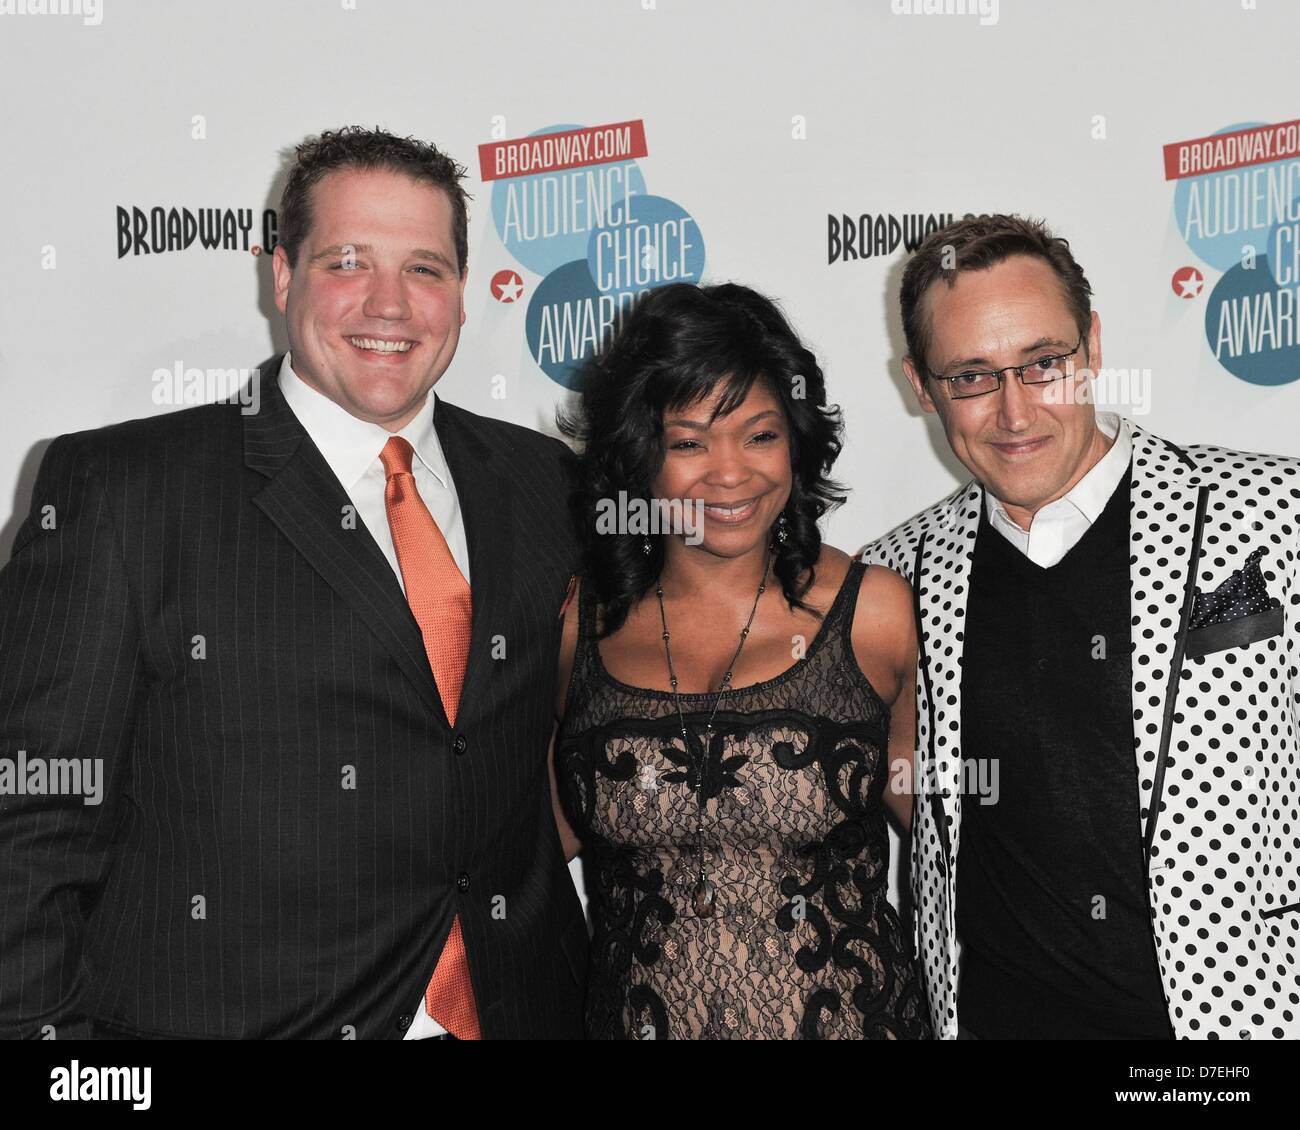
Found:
[272,166,467,430]
[902,254,1107,529]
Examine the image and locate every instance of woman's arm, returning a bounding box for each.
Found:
[549,576,583,863]
[851,563,919,834]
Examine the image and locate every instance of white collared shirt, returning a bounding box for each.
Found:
[277,353,468,1041]
[278,354,470,586]
[984,413,1130,568]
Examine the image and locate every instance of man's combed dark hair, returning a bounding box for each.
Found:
[278,126,471,271]
[899,214,1094,372]
[559,282,846,639]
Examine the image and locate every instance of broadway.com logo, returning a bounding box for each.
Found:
[827,211,966,264]
[116,205,280,258]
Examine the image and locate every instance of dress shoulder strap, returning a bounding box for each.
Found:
[828,558,869,639]
[573,573,602,673]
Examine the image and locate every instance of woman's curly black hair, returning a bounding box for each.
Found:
[558,282,846,638]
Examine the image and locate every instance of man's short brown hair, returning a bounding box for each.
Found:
[900,214,1093,372]
[278,126,471,272]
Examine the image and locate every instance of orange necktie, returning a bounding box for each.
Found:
[380,436,480,1041]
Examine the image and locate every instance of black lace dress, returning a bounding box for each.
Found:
[555,561,930,1039]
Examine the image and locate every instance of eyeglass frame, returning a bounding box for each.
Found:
[922,335,1087,400]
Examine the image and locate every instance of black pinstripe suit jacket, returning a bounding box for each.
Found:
[0,363,587,1039]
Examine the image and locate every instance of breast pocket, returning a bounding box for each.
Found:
[1185,606,1283,659]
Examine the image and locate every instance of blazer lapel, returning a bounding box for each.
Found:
[433,396,515,730]
[918,480,983,867]
[245,364,445,721]
[1125,419,1210,858]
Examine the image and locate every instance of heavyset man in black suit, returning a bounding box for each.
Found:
[0,127,587,1039]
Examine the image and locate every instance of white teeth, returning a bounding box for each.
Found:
[349,337,413,353]
[706,502,754,516]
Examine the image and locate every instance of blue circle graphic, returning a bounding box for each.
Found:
[524,259,607,390]
[1203,262,1300,386]
[584,194,706,300]
[1265,198,1300,289]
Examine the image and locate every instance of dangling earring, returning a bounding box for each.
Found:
[642,537,653,556]
[775,514,789,546]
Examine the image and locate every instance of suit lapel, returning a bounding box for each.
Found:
[918,480,983,866]
[245,364,445,721]
[434,396,515,729]
[1125,419,1209,856]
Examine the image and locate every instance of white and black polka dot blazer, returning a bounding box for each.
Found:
[862,417,1300,1040]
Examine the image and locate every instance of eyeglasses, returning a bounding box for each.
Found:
[926,336,1085,400]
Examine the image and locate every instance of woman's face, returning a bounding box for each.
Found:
[651,377,793,560]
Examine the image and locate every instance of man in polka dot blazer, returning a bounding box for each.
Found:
[863,214,1300,1040]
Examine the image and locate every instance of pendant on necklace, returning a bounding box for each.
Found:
[692,876,716,918]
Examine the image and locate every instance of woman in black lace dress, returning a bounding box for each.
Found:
[549,282,930,1040]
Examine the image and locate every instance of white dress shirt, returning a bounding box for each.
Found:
[984,412,1130,568]
[278,354,470,587]
[278,353,468,1040]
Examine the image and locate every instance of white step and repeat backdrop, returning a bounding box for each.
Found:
[3,0,1299,910]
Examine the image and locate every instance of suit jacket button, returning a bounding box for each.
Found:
[453,734,468,756]
[397,1013,413,1031]
[457,872,471,892]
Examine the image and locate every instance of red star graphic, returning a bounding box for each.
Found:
[1171,266,1204,299]
[490,269,524,303]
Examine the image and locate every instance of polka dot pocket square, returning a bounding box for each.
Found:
[1185,546,1284,658]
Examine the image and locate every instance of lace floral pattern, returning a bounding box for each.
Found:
[556,562,931,1039]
